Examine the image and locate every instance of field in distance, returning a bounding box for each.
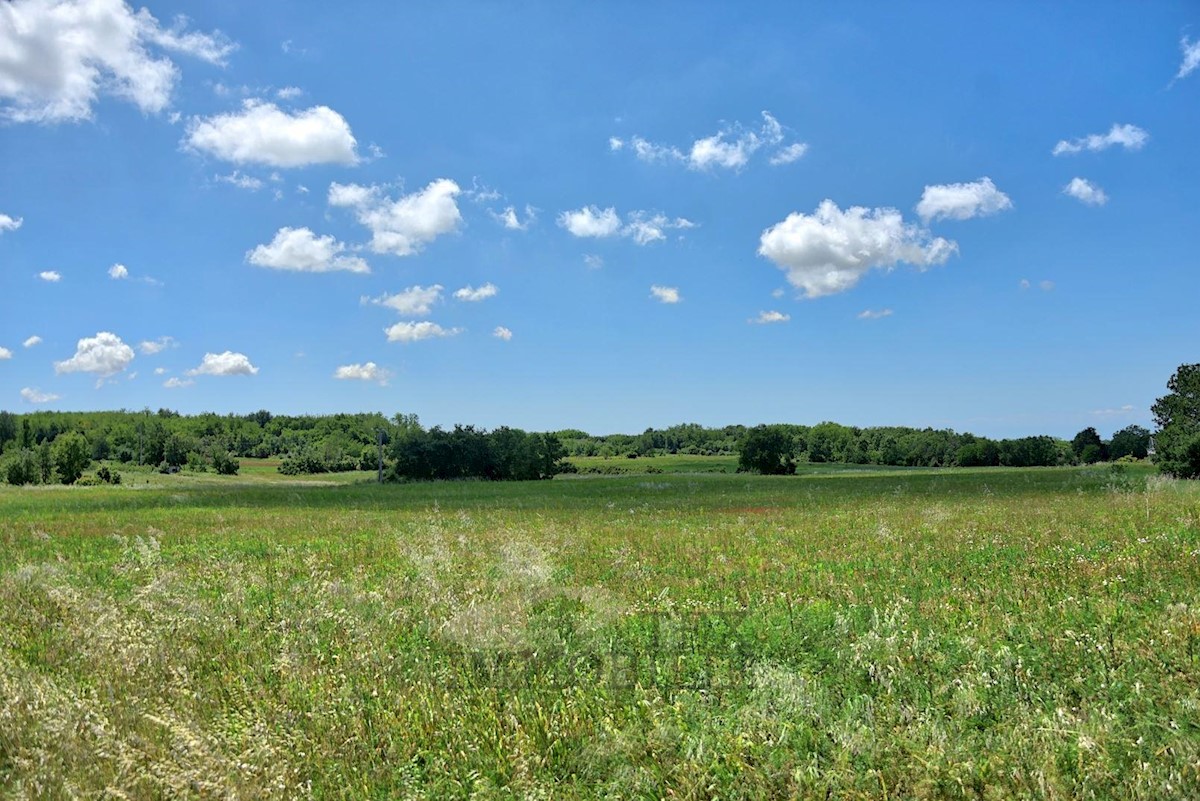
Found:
[2,463,1198,798]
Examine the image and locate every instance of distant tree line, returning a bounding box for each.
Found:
[734,422,1152,474]
[0,399,1176,487]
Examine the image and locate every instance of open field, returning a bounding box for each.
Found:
[2,464,1199,799]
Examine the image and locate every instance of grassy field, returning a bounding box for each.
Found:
[2,463,1199,798]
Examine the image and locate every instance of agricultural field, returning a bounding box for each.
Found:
[2,464,1199,799]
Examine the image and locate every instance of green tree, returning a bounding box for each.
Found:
[1109,425,1150,460]
[52,432,91,484]
[3,448,40,485]
[1071,427,1106,464]
[738,425,797,475]
[1152,363,1200,478]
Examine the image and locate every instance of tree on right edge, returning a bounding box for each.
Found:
[1152,363,1200,478]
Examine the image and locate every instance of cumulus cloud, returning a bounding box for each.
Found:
[0,0,233,123]
[365,285,443,316]
[23,335,41,348]
[0,213,22,232]
[769,142,809,166]
[758,200,957,299]
[54,331,134,377]
[0,346,11,359]
[38,270,61,282]
[333,362,391,385]
[215,170,263,191]
[1063,177,1108,206]
[493,326,513,341]
[625,212,695,245]
[187,351,258,376]
[1177,36,1200,80]
[557,206,622,238]
[650,285,681,304]
[453,283,498,302]
[329,179,462,257]
[489,204,535,231]
[384,321,462,343]
[247,226,369,273]
[163,376,193,389]
[108,263,128,279]
[750,310,790,324]
[618,111,807,171]
[186,100,359,167]
[1053,123,1148,156]
[558,206,694,244]
[916,177,1012,222]
[20,387,59,404]
[138,336,175,355]
[858,308,894,320]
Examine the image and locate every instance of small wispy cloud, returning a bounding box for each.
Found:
[750,310,790,324]
[857,308,893,320]
[650,285,681,304]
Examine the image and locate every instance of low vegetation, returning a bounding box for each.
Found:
[2,463,1199,798]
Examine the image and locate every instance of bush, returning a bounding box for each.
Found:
[3,449,40,486]
[212,450,240,475]
[95,465,121,485]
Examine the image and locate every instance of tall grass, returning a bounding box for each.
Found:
[1,465,1198,798]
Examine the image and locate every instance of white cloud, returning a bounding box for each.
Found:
[153,366,165,375]
[858,308,894,320]
[333,362,391,385]
[1063,177,1108,206]
[0,346,11,359]
[583,254,604,270]
[625,212,695,245]
[0,0,232,123]
[490,204,535,231]
[329,179,462,257]
[365,285,443,316]
[620,111,806,172]
[559,206,694,245]
[453,283,498,302]
[247,226,369,273]
[769,142,809,166]
[758,200,957,299]
[750,310,790,324]
[1053,123,1148,156]
[54,331,134,377]
[1092,404,1136,417]
[163,377,193,389]
[384,321,462,343]
[186,100,359,167]
[20,387,59,404]
[557,206,622,238]
[493,326,513,341]
[215,170,264,191]
[187,351,258,376]
[38,270,61,282]
[108,262,128,279]
[1177,36,1200,80]
[23,335,41,348]
[1019,278,1030,290]
[138,336,175,355]
[650,285,681,304]
[916,177,1012,222]
[1039,280,1055,291]
[276,85,303,100]
[0,213,22,232]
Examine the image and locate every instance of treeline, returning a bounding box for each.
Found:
[566,421,1152,469]
[0,408,1153,486]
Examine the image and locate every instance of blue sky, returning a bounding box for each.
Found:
[1,1,1198,438]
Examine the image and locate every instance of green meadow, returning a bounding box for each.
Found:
[2,463,1199,799]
